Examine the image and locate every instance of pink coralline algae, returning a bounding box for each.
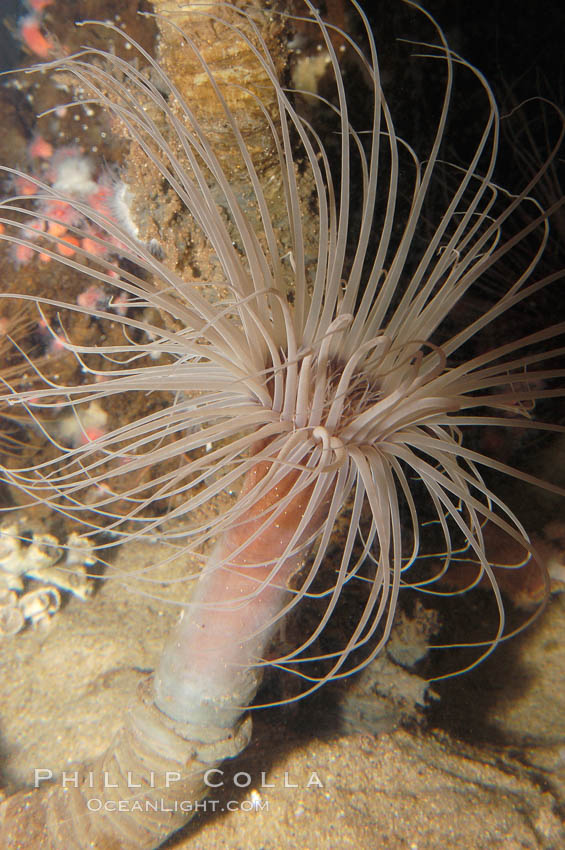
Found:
[17,1,55,59]
[8,140,139,268]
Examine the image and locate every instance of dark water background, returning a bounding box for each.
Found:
[0,0,23,73]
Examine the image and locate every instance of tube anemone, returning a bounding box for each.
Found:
[0,0,563,846]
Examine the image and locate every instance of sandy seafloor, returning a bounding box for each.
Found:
[0,0,564,848]
[0,534,564,849]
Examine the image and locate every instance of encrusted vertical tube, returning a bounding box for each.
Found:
[148,0,287,179]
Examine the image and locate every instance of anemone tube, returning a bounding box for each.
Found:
[0,1,564,847]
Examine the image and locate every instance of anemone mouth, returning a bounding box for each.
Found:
[0,0,562,702]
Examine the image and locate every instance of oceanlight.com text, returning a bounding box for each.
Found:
[86,797,269,814]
